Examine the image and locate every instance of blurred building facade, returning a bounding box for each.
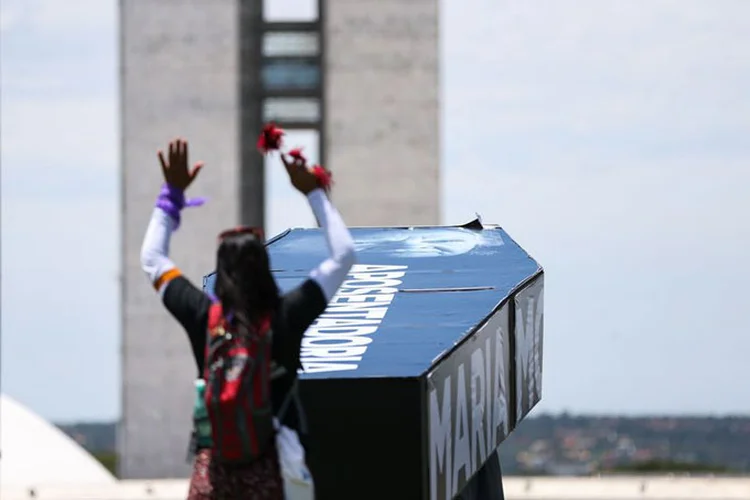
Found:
[119,0,439,478]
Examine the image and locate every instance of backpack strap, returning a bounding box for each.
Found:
[276,378,308,434]
[204,303,225,379]
[207,302,225,330]
[276,378,296,421]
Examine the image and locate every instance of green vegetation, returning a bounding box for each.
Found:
[92,451,118,476]
[498,415,750,475]
[602,460,734,474]
[604,459,733,473]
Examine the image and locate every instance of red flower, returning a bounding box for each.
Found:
[288,148,307,165]
[311,165,333,192]
[257,123,285,154]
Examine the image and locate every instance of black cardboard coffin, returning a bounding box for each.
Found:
[204,221,544,500]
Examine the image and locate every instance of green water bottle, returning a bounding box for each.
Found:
[193,379,212,448]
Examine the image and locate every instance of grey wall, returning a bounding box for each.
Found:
[325,0,441,226]
[120,0,243,479]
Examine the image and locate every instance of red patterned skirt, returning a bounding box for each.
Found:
[187,447,284,500]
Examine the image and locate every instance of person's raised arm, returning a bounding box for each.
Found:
[306,189,356,301]
[281,154,355,301]
[140,138,205,295]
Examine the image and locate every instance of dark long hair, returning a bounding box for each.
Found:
[214,231,280,328]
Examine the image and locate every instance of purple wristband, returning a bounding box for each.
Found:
[155,183,206,229]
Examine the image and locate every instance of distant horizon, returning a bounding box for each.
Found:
[51,411,750,426]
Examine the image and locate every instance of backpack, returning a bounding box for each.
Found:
[203,302,274,463]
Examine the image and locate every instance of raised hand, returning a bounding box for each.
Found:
[157,138,204,191]
[280,152,322,195]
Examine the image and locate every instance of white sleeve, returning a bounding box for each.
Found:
[306,189,356,302]
[140,207,180,294]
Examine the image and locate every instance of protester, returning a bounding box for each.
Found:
[140,137,355,499]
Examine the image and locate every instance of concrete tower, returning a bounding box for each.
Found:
[120,0,439,478]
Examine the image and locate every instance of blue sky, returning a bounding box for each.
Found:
[2,0,749,422]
